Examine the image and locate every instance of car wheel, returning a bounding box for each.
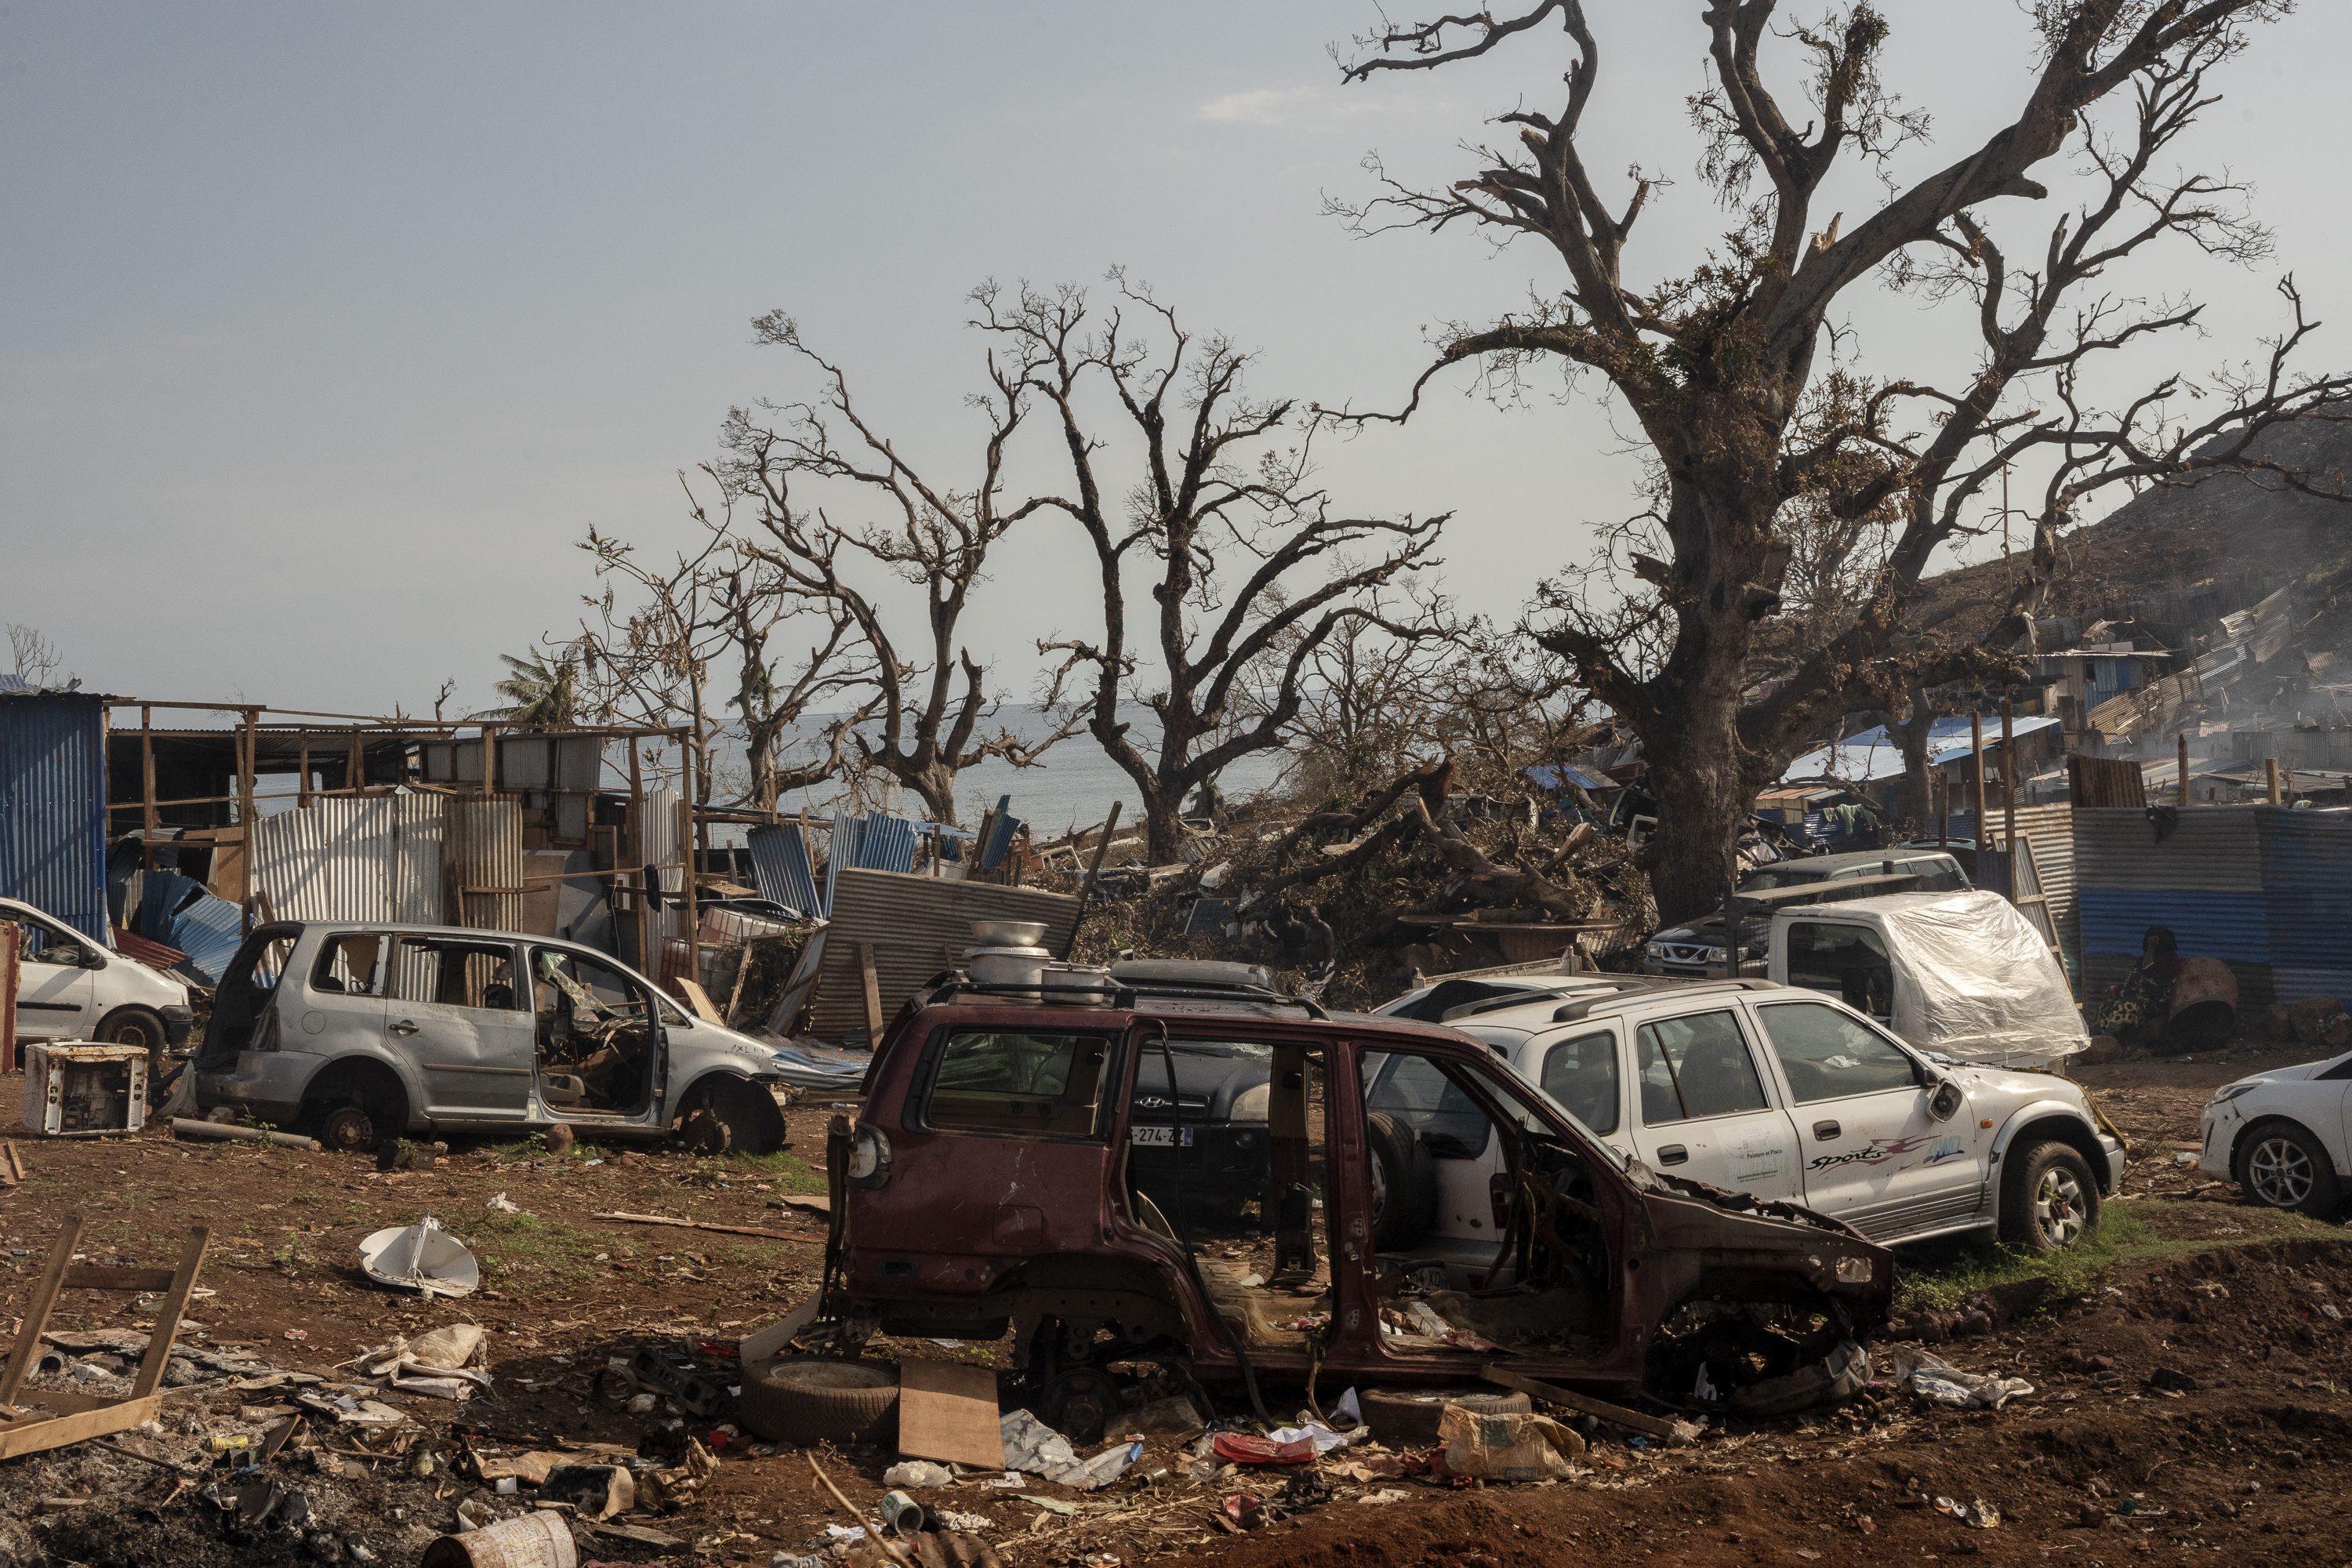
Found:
[318,1106,376,1154]
[1366,1112,1437,1250]
[2238,1121,2341,1217]
[1998,1140,2100,1253]
[674,1076,786,1157]
[736,1357,899,1446]
[96,1007,169,1073]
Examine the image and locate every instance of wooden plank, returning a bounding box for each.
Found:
[59,1267,176,1293]
[895,1359,1006,1469]
[129,1227,210,1401]
[1479,1365,1681,1441]
[858,942,884,1050]
[591,1212,814,1244]
[20,1388,115,1416]
[677,978,724,1025]
[0,1395,164,1461]
[0,1217,83,1407]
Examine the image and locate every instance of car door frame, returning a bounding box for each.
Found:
[528,942,677,1131]
[1614,998,1806,1201]
[1739,993,1986,1240]
[386,932,535,1125]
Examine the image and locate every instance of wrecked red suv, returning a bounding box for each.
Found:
[815,969,1893,1433]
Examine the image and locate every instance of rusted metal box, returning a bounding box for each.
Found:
[20,1041,148,1138]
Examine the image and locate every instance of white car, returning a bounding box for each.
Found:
[3,897,195,1060]
[1371,975,2122,1282]
[2197,1051,2352,1214]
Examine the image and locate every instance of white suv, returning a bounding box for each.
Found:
[1369,977,2120,1283]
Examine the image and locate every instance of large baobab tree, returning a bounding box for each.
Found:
[1334,1,2352,919]
[1001,275,1454,863]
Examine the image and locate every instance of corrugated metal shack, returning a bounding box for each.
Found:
[805,869,1080,1044]
[2075,804,2352,1008]
[0,687,109,942]
[1940,804,2079,977]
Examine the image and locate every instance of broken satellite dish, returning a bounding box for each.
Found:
[359,1214,480,1299]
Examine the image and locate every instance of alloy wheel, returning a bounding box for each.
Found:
[2034,1165,2087,1247]
[2248,1135,2315,1209]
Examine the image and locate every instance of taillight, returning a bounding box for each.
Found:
[848,1123,892,1188]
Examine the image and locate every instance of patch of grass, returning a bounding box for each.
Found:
[1894,1200,2348,1316]
[466,1210,613,1294]
[725,1149,827,1194]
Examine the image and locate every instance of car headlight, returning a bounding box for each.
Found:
[1230,1083,1270,1123]
[2207,1083,2259,1107]
[1643,942,1668,958]
[1702,947,1727,964]
[847,1123,892,1186]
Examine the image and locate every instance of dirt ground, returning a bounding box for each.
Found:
[1,1036,2349,1568]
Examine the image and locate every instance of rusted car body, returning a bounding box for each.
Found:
[817,982,1892,1414]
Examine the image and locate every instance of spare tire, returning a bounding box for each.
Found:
[738,1357,900,1447]
[1366,1112,1437,1250]
[1359,1388,1531,1447]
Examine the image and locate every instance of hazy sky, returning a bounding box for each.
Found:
[8,2,2347,718]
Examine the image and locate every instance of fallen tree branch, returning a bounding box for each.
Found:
[1269,757,1454,862]
[1250,759,1457,901]
[1406,796,1584,918]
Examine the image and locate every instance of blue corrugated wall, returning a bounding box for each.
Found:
[0,694,108,942]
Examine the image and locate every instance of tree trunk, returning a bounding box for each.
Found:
[1642,705,1760,925]
[1893,689,1936,830]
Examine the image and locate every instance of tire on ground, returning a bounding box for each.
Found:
[2235,1119,2342,1218]
[737,1358,900,1446]
[1998,1138,2101,1253]
[1366,1112,1438,1250]
[1358,1388,1530,1447]
[676,1075,786,1157]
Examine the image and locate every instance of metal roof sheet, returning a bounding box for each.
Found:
[1780,713,2061,784]
[250,794,445,926]
[804,868,1080,1045]
[0,691,107,941]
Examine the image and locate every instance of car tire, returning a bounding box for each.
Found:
[96,1007,169,1073]
[1366,1112,1437,1250]
[319,1106,376,1154]
[737,1357,899,1447]
[1359,1388,1530,1446]
[1998,1140,2100,1253]
[675,1075,786,1157]
[2236,1120,2342,1218]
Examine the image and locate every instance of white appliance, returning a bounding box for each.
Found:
[20,1041,149,1138]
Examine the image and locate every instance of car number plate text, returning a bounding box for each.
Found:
[1130,1126,1195,1147]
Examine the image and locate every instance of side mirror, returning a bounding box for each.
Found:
[82,947,108,970]
[1927,1080,1963,1123]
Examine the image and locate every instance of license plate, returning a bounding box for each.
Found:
[1130,1125,1195,1147]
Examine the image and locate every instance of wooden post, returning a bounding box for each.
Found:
[481,723,498,797]
[140,706,158,873]
[238,708,259,923]
[2000,699,2016,853]
[296,728,310,809]
[0,921,16,1076]
[1062,803,1123,961]
[2267,757,2283,804]
[2178,732,2190,806]
[679,795,697,961]
[858,942,884,1050]
[347,730,363,797]
[1969,711,1987,847]
[1936,774,1947,850]
[629,739,651,978]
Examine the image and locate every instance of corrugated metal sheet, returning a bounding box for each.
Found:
[2259,810,2352,1004]
[447,798,524,932]
[0,693,107,941]
[855,816,920,874]
[251,794,445,925]
[1946,804,2079,969]
[747,824,822,915]
[822,811,855,916]
[635,789,685,947]
[804,869,1080,1044]
[2074,808,2262,891]
[167,891,245,983]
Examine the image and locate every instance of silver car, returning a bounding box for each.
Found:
[191,920,793,1153]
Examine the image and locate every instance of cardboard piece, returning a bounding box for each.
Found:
[895,1359,1005,1469]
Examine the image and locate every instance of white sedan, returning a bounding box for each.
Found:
[2198,1051,2352,1215]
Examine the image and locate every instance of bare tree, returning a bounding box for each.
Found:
[7,624,67,688]
[1332,1,2352,918]
[713,314,1076,826]
[1000,275,1454,863]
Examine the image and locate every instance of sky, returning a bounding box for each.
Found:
[6,1,2348,721]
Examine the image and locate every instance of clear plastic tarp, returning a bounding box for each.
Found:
[1773,889,2085,1066]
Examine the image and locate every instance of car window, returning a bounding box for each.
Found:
[1635,1010,1769,1123]
[390,937,523,1012]
[924,1030,1112,1138]
[1782,922,1894,1017]
[1755,1000,1920,1103]
[1903,856,1967,893]
[15,915,86,967]
[1538,1029,1620,1135]
[1365,1053,1491,1159]
[311,933,388,996]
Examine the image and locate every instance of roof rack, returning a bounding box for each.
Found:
[1550,978,1781,1023]
[932,978,1330,1022]
[1437,976,1664,1025]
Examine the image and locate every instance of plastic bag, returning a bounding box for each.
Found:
[1888,1346,2035,1409]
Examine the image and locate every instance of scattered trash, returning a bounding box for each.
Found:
[419,1510,578,1567]
[1935,1496,2002,1530]
[485,1192,523,1214]
[1211,1432,1316,1466]
[1358,1488,1409,1505]
[358,1214,480,1299]
[882,1461,953,1489]
[1889,1347,2035,1410]
[1437,1404,1585,1481]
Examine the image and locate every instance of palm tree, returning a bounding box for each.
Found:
[486,652,579,724]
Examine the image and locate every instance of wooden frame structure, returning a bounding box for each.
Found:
[0,1214,209,1459]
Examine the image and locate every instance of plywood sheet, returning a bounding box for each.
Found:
[895,1359,1004,1468]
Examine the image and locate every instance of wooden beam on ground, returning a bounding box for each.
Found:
[1479,1365,1682,1441]
[591,1212,814,1244]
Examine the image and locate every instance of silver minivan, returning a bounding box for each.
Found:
[191,921,793,1153]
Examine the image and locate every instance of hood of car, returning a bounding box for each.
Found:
[2212,1053,2346,1094]
[1949,1062,2093,1106]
